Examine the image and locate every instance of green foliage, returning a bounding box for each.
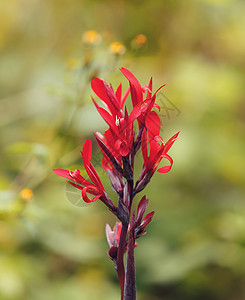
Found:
[0,0,245,299]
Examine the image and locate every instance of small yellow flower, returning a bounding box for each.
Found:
[20,189,33,201]
[82,30,101,45]
[66,58,79,70]
[134,34,147,46]
[109,42,126,55]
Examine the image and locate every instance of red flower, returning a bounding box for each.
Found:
[120,67,165,136]
[91,77,130,116]
[53,139,106,203]
[92,103,147,159]
[92,69,163,158]
[135,130,179,193]
[143,130,179,174]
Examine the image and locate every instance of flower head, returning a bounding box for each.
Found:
[82,30,101,45]
[134,130,179,193]
[53,139,106,203]
[109,42,126,55]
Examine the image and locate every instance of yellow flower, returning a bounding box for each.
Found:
[82,30,101,45]
[134,34,147,46]
[20,189,33,201]
[109,42,126,55]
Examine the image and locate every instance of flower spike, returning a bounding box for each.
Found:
[53,67,179,300]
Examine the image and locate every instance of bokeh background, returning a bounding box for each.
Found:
[1,0,245,299]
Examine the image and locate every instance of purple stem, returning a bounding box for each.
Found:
[124,213,136,300]
[116,224,128,300]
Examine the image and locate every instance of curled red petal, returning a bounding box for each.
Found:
[153,103,160,111]
[82,186,101,203]
[68,181,97,195]
[157,154,173,173]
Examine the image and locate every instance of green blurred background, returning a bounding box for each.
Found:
[1,0,245,299]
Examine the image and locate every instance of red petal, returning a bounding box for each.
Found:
[115,83,122,102]
[119,142,130,157]
[102,155,112,170]
[129,98,152,123]
[120,67,143,107]
[153,84,166,96]
[97,107,116,130]
[82,139,92,166]
[82,186,101,203]
[53,168,73,180]
[141,129,148,166]
[82,140,105,190]
[67,181,96,194]
[157,154,173,173]
[94,132,123,173]
[145,111,161,139]
[92,78,121,115]
[153,103,160,111]
[91,78,111,104]
[53,168,90,186]
[116,222,122,242]
[86,163,104,191]
[164,131,180,153]
[147,77,152,99]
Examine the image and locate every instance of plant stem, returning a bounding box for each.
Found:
[116,224,128,300]
[124,213,136,300]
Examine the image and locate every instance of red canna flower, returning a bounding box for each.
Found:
[91,77,130,116]
[134,130,179,193]
[120,67,164,133]
[92,69,163,158]
[53,67,179,300]
[53,139,108,204]
[93,101,144,158]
